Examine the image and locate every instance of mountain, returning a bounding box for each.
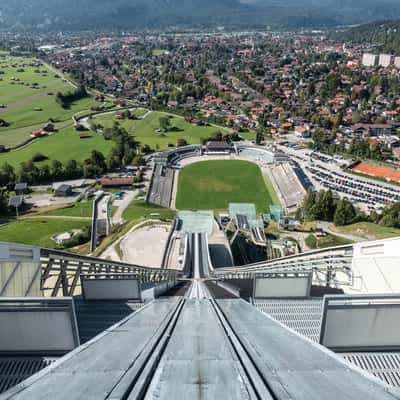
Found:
[1,0,400,31]
[334,20,400,54]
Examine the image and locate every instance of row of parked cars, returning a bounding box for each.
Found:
[306,163,400,211]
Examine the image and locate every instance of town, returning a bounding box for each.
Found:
[2,15,400,399]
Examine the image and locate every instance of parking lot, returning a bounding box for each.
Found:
[26,191,84,208]
[276,143,400,212]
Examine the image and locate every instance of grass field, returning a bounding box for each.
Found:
[0,218,90,248]
[306,233,353,249]
[175,160,275,213]
[331,222,400,240]
[122,200,176,222]
[0,127,113,167]
[263,174,281,206]
[0,54,97,148]
[33,200,94,218]
[0,106,229,168]
[0,198,93,250]
[92,110,228,150]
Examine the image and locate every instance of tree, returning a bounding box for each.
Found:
[107,154,121,171]
[51,160,64,180]
[141,144,152,154]
[65,159,82,179]
[18,160,39,184]
[295,207,304,223]
[82,161,95,178]
[380,202,400,228]
[159,116,170,131]
[177,138,188,147]
[255,131,264,145]
[321,190,336,221]
[0,163,15,188]
[39,165,51,182]
[133,155,146,166]
[327,74,341,96]
[0,189,8,216]
[303,191,317,221]
[31,153,48,162]
[0,118,9,127]
[210,131,223,141]
[90,150,107,176]
[334,198,356,226]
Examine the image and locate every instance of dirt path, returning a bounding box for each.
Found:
[318,221,367,243]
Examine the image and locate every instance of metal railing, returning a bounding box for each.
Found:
[213,244,354,275]
[39,247,182,297]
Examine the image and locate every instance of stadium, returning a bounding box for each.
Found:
[147,141,307,214]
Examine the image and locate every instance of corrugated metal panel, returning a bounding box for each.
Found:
[0,262,41,297]
[342,353,400,387]
[254,299,323,342]
[0,357,56,394]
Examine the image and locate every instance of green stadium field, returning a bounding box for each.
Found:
[175,160,276,213]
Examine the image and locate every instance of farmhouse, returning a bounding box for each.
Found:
[31,129,46,138]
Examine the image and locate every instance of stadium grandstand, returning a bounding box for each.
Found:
[152,144,202,166]
[269,162,307,210]
[146,163,175,208]
[235,143,289,164]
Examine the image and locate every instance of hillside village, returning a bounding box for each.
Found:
[2,31,398,162]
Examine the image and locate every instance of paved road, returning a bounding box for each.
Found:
[112,190,137,225]
[79,107,151,130]
[42,61,77,89]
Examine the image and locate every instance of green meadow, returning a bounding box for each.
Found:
[0,54,96,148]
[92,110,227,150]
[0,127,113,167]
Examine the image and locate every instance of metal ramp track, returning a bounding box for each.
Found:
[2,298,400,400]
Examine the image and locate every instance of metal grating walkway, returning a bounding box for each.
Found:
[0,357,56,394]
[254,299,323,342]
[74,299,143,343]
[254,299,400,387]
[343,353,400,387]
